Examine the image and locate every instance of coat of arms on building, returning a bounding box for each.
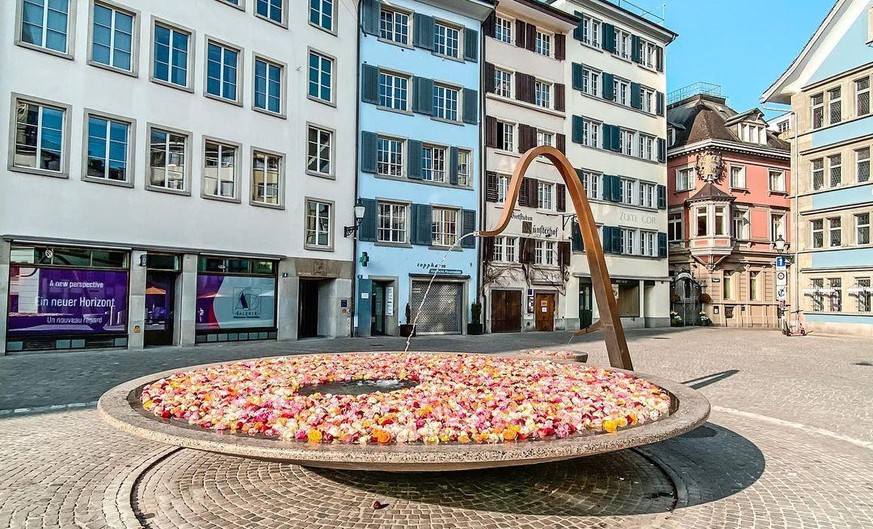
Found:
[695,150,724,182]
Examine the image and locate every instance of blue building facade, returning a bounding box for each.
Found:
[355,0,494,336]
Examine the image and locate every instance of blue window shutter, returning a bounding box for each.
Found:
[407,139,422,179]
[412,76,433,115]
[602,226,612,253]
[658,232,668,257]
[630,82,642,109]
[601,72,614,100]
[572,63,583,91]
[449,147,459,185]
[571,221,584,252]
[361,64,379,104]
[462,88,478,124]
[361,0,380,36]
[658,138,667,163]
[572,115,583,144]
[631,35,641,63]
[612,176,623,202]
[358,198,378,241]
[461,210,476,248]
[463,28,478,62]
[572,12,584,41]
[601,124,612,150]
[361,132,378,173]
[411,204,433,245]
[602,24,615,52]
[657,185,667,209]
[413,14,434,50]
[610,126,621,153]
[656,91,665,116]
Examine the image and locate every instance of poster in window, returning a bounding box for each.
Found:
[195,275,276,330]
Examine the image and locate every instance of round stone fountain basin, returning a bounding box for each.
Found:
[98,353,710,472]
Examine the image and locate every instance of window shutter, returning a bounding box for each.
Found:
[556,183,566,212]
[484,62,495,93]
[572,12,584,41]
[602,226,612,253]
[519,177,529,207]
[361,64,379,104]
[411,204,433,246]
[611,227,623,254]
[571,221,584,252]
[463,28,479,62]
[449,147,459,185]
[601,124,612,150]
[520,238,534,263]
[360,132,378,173]
[412,76,433,114]
[630,82,642,109]
[515,73,528,104]
[657,184,667,209]
[358,198,378,241]
[656,46,664,72]
[525,23,537,52]
[558,241,571,269]
[361,0,380,36]
[631,35,641,63]
[485,116,497,148]
[515,20,526,48]
[413,14,434,50]
[407,139,422,179]
[601,72,614,100]
[527,178,539,207]
[555,34,566,60]
[482,236,495,261]
[656,91,665,116]
[518,124,532,153]
[461,210,476,247]
[612,175,623,202]
[572,115,583,144]
[610,126,621,152]
[557,133,566,154]
[485,171,498,202]
[602,24,615,52]
[555,83,565,112]
[572,63,583,91]
[657,138,667,163]
[484,12,496,39]
[603,175,618,202]
[658,232,668,258]
[462,88,478,124]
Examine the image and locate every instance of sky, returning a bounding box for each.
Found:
[629,0,835,116]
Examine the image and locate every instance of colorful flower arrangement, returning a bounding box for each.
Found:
[140,353,671,445]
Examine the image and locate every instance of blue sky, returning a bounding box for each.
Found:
[639,0,835,115]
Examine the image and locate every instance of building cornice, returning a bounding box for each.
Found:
[668,139,791,161]
[548,0,677,44]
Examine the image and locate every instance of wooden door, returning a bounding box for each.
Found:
[535,293,555,332]
[490,290,521,333]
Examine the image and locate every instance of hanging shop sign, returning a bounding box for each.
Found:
[195,275,276,331]
[7,267,128,335]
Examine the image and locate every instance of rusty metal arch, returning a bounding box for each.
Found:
[479,146,634,371]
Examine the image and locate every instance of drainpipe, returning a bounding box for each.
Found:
[476,17,486,329]
[350,1,364,338]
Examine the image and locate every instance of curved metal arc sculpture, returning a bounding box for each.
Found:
[479,146,634,371]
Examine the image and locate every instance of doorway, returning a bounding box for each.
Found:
[371,281,390,336]
[579,281,593,329]
[534,293,556,332]
[298,279,321,338]
[144,271,176,347]
[490,290,521,333]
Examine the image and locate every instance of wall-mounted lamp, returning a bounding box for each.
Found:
[139,254,148,267]
[772,235,794,264]
[345,199,367,238]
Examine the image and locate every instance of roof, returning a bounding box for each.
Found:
[687,183,735,203]
[547,0,678,43]
[513,0,581,25]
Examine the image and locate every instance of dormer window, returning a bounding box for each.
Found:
[738,123,767,145]
[668,127,676,146]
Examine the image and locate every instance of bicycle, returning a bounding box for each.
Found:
[782,309,809,336]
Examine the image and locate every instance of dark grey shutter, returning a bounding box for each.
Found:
[485,116,497,148]
[484,62,495,93]
[602,226,612,253]
[361,64,379,104]
[525,23,536,52]
[412,76,433,114]
[657,138,667,163]
[411,204,433,245]
[515,20,526,48]
[630,82,642,109]
[482,236,494,261]
[656,46,664,72]
[461,210,476,247]
[515,73,528,104]
[413,14,434,50]
[407,139,422,179]
[571,221,583,252]
[658,232,668,257]
[572,12,584,41]
[462,88,478,124]
[604,175,618,202]
[361,0,380,36]
[463,28,478,62]
[601,72,614,100]
[610,126,621,152]
[555,83,565,112]
[572,115,583,144]
[572,63,583,91]
[518,177,529,207]
[484,12,495,38]
[558,241,571,269]
[657,185,667,209]
[555,34,566,61]
[517,124,531,153]
[557,133,566,154]
[358,198,377,241]
[631,35,641,63]
[611,227,623,254]
[601,124,612,150]
[449,147,459,185]
[556,183,566,212]
[485,171,498,202]
[360,132,378,173]
[656,91,665,116]
[602,24,615,52]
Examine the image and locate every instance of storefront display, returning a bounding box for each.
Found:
[195,275,276,331]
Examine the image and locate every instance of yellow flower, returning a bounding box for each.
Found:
[307,429,323,443]
[602,419,618,433]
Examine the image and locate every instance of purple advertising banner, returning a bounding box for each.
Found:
[195,275,276,331]
[8,267,129,335]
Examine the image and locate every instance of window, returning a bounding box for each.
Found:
[378,71,409,111]
[537,182,554,210]
[810,278,824,311]
[433,84,459,121]
[828,87,842,125]
[856,77,870,116]
[621,228,636,255]
[91,3,134,72]
[730,166,746,189]
[639,182,656,208]
[153,23,190,87]
[19,0,70,54]
[256,0,284,24]
[581,171,600,200]
[581,118,600,148]
[535,30,551,57]
[620,178,635,205]
[812,158,824,190]
[252,150,282,206]
[582,66,600,97]
[536,130,554,148]
[148,128,188,191]
[641,231,656,257]
[733,208,750,239]
[12,99,65,173]
[493,237,517,262]
[206,41,240,102]
[828,278,842,312]
[377,202,408,243]
[641,40,657,69]
[309,0,333,31]
[432,208,458,246]
[203,140,237,199]
[640,86,655,113]
[811,93,824,129]
[668,212,683,241]
[811,219,824,248]
[306,126,332,176]
[696,207,708,236]
[377,137,403,177]
[769,169,786,192]
[422,145,447,183]
[535,241,557,265]
[497,121,514,151]
[714,206,727,236]
[749,272,760,301]
[254,57,283,114]
[723,272,734,300]
[638,134,654,161]
[739,123,766,145]
[857,148,870,183]
[856,212,870,245]
[771,213,786,242]
[434,22,460,58]
[676,167,694,191]
[380,8,409,45]
[495,17,512,44]
[856,278,872,312]
[306,200,332,248]
[581,15,601,47]
[534,80,552,109]
[614,78,630,106]
[614,29,632,60]
[85,115,130,183]
[829,154,842,187]
[497,175,510,203]
[308,51,333,103]
[619,129,634,156]
[828,217,842,247]
[456,149,471,187]
[494,68,512,98]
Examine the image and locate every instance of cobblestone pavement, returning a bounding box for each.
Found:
[1,328,872,528]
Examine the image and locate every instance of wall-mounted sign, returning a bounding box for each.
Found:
[776,286,787,301]
[385,286,395,316]
[619,211,658,226]
[527,295,534,314]
[531,225,559,237]
[776,270,788,287]
[512,212,533,222]
[696,150,724,182]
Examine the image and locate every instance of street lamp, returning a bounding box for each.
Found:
[345,200,367,238]
[772,235,794,263]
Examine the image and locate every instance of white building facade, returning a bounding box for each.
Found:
[0,0,358,353]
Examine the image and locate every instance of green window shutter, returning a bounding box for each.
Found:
[463,28,478,62]
[631,35,641,63]
[602,226,612,253]
[602,124,612,150]
[601,72,614,100]
[411,203,433,245]
[449,147,459,185]
[658,138,667,163]
[413,14,434,50]
[612,176,623,202]
[657,185,667,209]
[407,139,422,180]
[658,232,668,258]
[656,91,665,116]
[602,24,615,52]
[572,12,584,41]
[461,210,476,248]
[572,63,583,91]
[571,221,584,253]
[610,126,621,152]
[361,0,381,36]
[361,64,379,104]
[412,76,433,115]
[462,88,478,124]
[630,82,642,109]
[572,115,584,144]
[358,198,378,241]
[360,132,378,173]
[612,228,623,254]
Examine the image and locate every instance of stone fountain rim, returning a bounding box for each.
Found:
[98,351,710,472]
